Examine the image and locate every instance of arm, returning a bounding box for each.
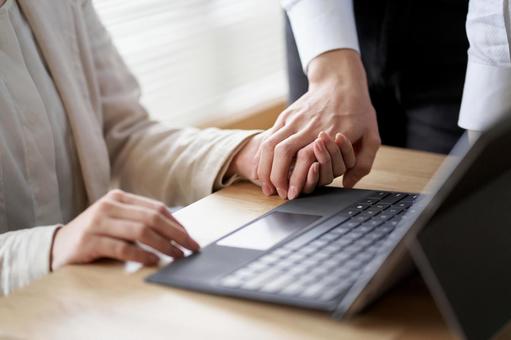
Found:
[459,0,511,133]
[0,225,60,295]
[81,0,258,207]
[258,1,380,197]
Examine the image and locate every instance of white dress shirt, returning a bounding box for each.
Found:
[282,0,359,72]
[459,0,511,131]
[283,0,511,131]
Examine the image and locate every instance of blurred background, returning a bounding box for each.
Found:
[94,0,287,129]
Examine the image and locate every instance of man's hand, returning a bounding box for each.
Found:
[51,190,200,270]
[256,49,381,198]
[228,131,355,200]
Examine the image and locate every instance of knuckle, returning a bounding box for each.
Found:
[96,199,113,214]
[108,189,124,200]
[270,172,285,188]
[274,142,291,157]
[297,148,314,163]
[135,224,150,239]
[147,211,160,225]
[156,204,168,215]
[116,244,130,258]
[261,139,277,154]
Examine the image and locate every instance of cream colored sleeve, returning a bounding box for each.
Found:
[81,1,259,206]
[0,225,60,295]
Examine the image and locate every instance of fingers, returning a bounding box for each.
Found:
[313,139,334,186]
[319,132,346,177]
[288,145,315,199]
[343,132,380,188]
[270,128,315,198]
[97,218,184,259]
[303,162,320,194]
[257,127,295,196]
[102,199,200,252]
[112,190,186,232]
[93,236,159,266]
[335,133,356,169]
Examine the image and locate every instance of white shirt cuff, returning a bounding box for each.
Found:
[458,61,511,131]
[283,0,359,73]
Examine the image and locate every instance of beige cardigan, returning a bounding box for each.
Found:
[0,0,256,294]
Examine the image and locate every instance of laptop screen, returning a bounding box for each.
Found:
[412,125,511,340]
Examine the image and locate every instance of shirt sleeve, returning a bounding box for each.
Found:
[282,0,359,73]
[458,0,511,131]
[0,225,60,295]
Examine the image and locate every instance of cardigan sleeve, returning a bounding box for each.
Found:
[81,0,259,206]
[0,225,60,295]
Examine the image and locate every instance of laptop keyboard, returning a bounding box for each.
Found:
[219,192,418,302]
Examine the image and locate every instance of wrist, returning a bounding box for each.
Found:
[226,134,261,181]
[307,49,365,88]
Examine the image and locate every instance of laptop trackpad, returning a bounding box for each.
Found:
[217,211,321,251]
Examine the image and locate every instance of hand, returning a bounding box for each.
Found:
[51,190,200,270]
[288,131,355,199]
[229,131,355,200]
[256,49,381,197]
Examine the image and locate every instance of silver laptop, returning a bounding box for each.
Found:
[148,115,511,340]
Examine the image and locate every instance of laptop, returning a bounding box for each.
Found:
[148,115,511,340]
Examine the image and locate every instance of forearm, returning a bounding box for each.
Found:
[0,225,60,295]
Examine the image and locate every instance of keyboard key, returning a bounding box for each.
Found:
[260,274,296,293]
[280,276,314,296]
[380,193,406,205]
[402,194,419,202]
[332,238,352,248]
[394,201,413,209]
[319,232,340,242]
[360,198,379,205]
[296,246,318,256]
[368,191,389,200]
[365,208,382,216]
[245,261,269,272]
[271,248,293,257]
[287,263,313,276]
[309,265,331,278]
[287,252,307,263]
[221,275,244,288]
[300,281,329,299]
[309,239,329,248]
[373,203,390,210]
[241,268,283,290]
[344,221,361,229]
[357,224,375,234]
[319,281,352,301]
[258,254,280,265]
[348,203,370,211]
[330,225,351,236]
[352,213,373,224]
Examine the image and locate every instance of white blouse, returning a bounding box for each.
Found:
[0,0,87,233]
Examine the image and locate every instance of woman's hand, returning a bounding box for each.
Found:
[287,132,355,199]
[51,190,200,270]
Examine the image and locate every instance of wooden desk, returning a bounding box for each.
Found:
[0,146,454,340]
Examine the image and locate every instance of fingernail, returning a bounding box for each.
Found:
[288,186,298,200]
[262,183,272,196]
[193,240,201,251]
[277,187,287,199]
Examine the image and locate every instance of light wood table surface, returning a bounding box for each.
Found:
[0,146,454,340]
